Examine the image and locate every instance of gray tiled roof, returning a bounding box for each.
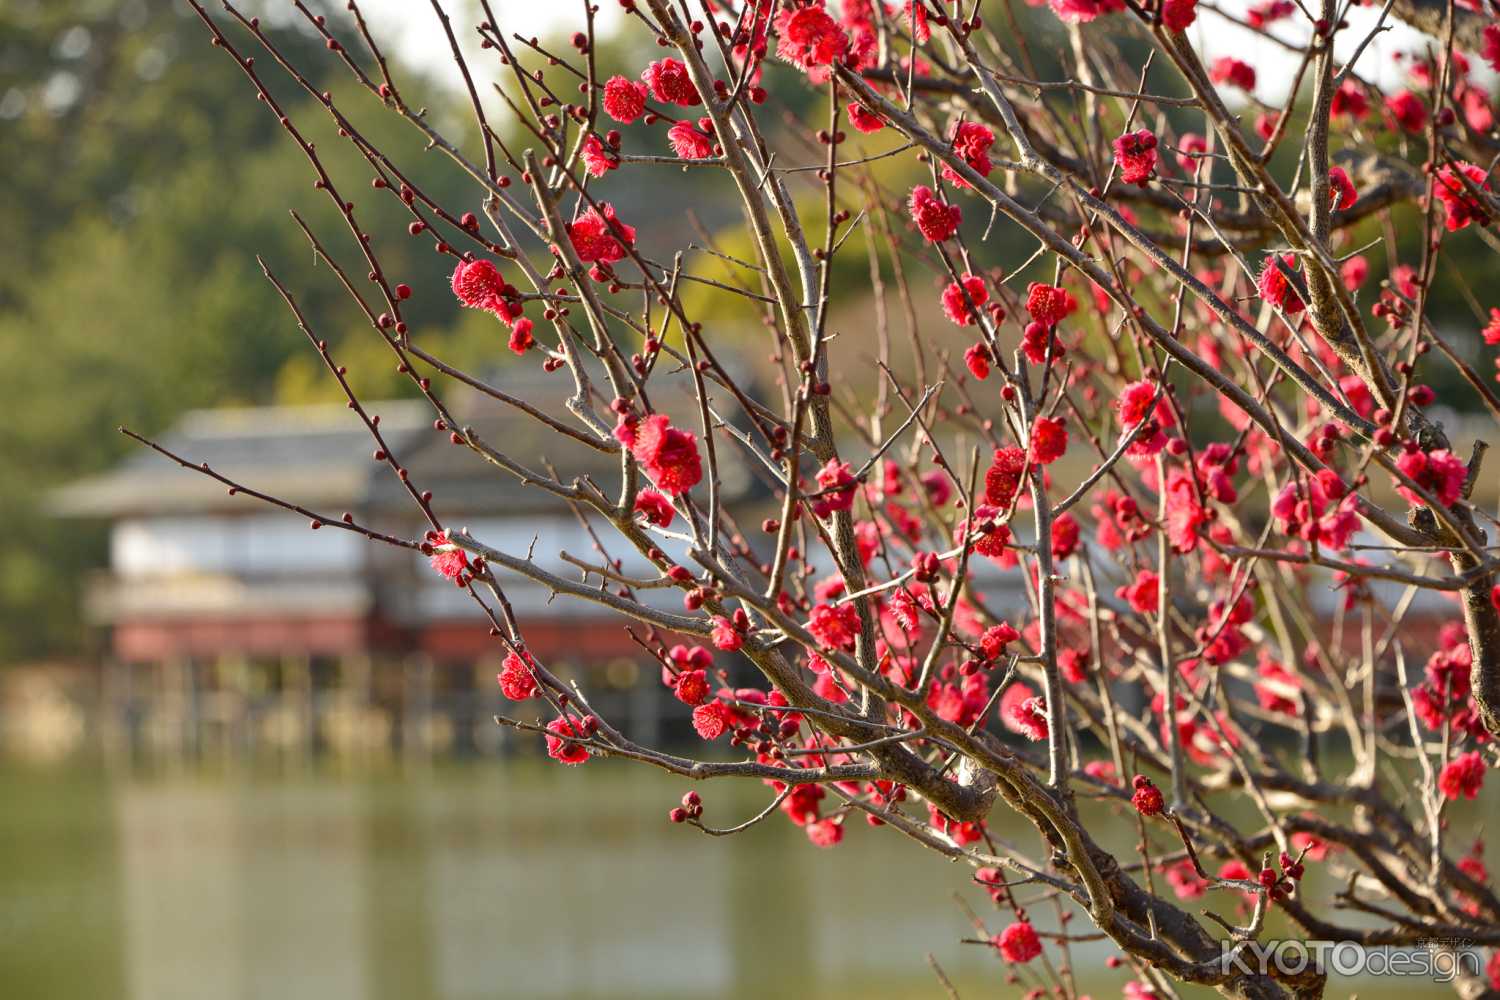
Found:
[54,366,765,519]
[54,401,431,517]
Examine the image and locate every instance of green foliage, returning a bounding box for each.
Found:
[4,2,1491,667]
[0,3,477,662]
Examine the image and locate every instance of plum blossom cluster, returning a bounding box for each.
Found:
[160,1,1500,998]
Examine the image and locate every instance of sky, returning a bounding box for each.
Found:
[315,1,623,84]
[326,0,1483,105]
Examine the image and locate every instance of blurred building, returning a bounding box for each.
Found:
[53,389,759,756]
[50,385,1484,760]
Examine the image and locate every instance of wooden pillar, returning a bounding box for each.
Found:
[149,658,166,758]
[401,654,434,764]
[221,651,251,760]
[116,656,135,767]
[94,659,111,773]
[473,661,502,756]
[166,655,194,765]
[122,659,138,761]
[282,653,315,761]
[187,656,204,762]
[630,665,662,749]
[99,657,123,772]
[339,652,374,761]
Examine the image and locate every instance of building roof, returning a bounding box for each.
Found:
[54,369,763,520]
[53,401,431,517]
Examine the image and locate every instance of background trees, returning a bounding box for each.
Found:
[15,0,1500,997]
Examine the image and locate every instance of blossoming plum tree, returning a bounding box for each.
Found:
[135,0,1500,997]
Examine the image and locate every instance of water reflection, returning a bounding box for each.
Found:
[0,758,1438,999]
[6,759,1025,1000]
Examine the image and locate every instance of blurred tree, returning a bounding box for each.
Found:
[0,0,1488,665]
[0,1,474,662]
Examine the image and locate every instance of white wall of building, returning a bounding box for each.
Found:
[112,515,364,579]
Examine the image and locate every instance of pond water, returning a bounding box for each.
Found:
[0,755,1039,999]
[0,756,1445,999]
